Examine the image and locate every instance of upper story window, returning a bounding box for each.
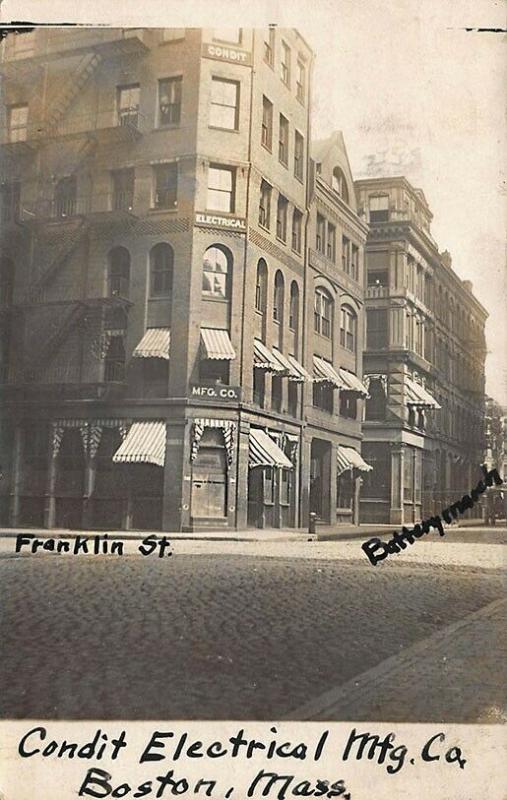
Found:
[210,77,239,130]
[264,28,275,66]
[369,195,389,223]
[261,96,273,150]
[7,104,28,142]
[340,305,357,351]
[366,308,388,349]
[111,168,134,211]
[316,213,326,254]
[255,258,268,313]
[365,377,387,421]
[108,247,130,299]
[276,194,288,242]
[259,179,272,229]
[104,335,126,383]
[314,288,332,338]
[162,28,185,41]
[296,59,306,103]
[117,85,140,128]
[294,130,304,181]
[202,246,230,299]
[331,167,349,203]
[153,162,178,209]
[351,244,359,281]
[342,236,350,274]
[368,270,388,287]
[327,223,336,263]
[207,164,235,212]
[0,181,21,224]
[54,175,77,218]
[291,208,302,253]
[150,243,174,297]
[278,114,289,166]
[158,77,182,126]
[213,28,242,43]
[273,270,284,324]
[289,281,299,330]
[281,41,291,86]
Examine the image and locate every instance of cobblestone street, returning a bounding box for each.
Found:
[1,535,505,722]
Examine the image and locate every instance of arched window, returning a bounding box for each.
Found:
[108,247,130,298]
[273,270,284,324]
[331,167,349,204]
[150,243,174,297]
[289,281,299,330]
[340,305,357,351]
[202,245,230,299]
[255,258,268,313]
[314,287,333,338]
[0,258,14,305]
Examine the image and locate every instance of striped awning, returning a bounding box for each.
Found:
[112,421,166,467]
[337,446,373,475]
[191,418,236,465]
[254,339,285,372]
[313,356,344,388]
[200,328,236,360]
[339,369,369,397]
[287,355,313,383]
[249,429,293,469]
[133,328,171,360]
[405,377,441,409]
[271,348,300,379]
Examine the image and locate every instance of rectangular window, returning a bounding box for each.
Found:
[288,381,299,416]
[207,164,235,212]
[294,130,304,181]
[336,470,353,509]
[0,181,21,223]
[199,359,230,386]
[313,382,334,413]
[259,179,272,229]
[339,393,357,419]
[369,195,389,223]
[158,77,182,126]
[278,114,289,166]
[276,194,288,242]
[351,244,359,280]
[264,27,275,66]
[291,208,302,253]
[403,452,414,502]
[327,223,336,262]
[271,375,283,412]
[111,168,134,211]
[117,85,140,128]
[316,213,326,254]
[263,466,275,504]
[314,290,332,338]
[261,96,273,150]
[281,41,291,86]
[54,176,77,218]
[280,468,291,505]
[342,236,350,273]
[213,28,241,43]
[210,77,239,130]
[7,104,29,142]
[253,368,265,407]
[366,308,388,349]
[153,162,178,209]
[296,60,306,103]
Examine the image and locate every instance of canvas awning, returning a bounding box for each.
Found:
[200,328,236,360]
[313,356,344,388]
[337,446,373,475]
[287,355,313,383]
[249,429,293,469]
[112,421,166,467]
[133,328,171,360]
[405,377,440,409]
[339,369,369,397]
[254,339,285,372]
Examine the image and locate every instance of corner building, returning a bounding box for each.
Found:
[0,27,370,531]
[355,177,487,525]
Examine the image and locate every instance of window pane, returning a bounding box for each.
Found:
[207,190,231,212]
[208,167,232,191]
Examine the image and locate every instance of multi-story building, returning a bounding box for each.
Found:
[355,177,487,525]
[0,26,370,532]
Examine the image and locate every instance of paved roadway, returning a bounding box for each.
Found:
[1,533,505,722]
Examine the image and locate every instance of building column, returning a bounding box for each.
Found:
[162,418,188,532]
[300,433,312,528]
[9,425,22,527]
[353,474,362,525]
[328,444,337,525]
[235,421,250,530]
[44,453,58,529]
[390,443,405,525]
[81,458,97,529]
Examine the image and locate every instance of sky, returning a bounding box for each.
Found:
[2,0,506,403]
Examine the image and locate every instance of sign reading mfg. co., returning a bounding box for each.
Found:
[202,42,252,66]
[191,384,242,402]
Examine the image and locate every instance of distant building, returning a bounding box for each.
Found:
[355,177,487,524]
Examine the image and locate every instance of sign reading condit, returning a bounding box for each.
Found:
[195,213,246,231]
[190,384,242,402]
[202,42,252,65]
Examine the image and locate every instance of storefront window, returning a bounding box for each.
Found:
[403,451,414,502]
[280,469,291,505]
[263,467,274,504]
[337,470,352,509]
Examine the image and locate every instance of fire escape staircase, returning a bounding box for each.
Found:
[23,301,88,381]
[24,219,89,302]
[38,52,103,138]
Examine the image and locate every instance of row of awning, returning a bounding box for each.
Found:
[133,327,236,361]
[405,376,441,410]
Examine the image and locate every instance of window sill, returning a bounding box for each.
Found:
[202,295,228,303]
[276,235,287,246]
[149,207,178,214]
[159,38,185,46]
[291,247,302,256]
[295,175,304,184]
[209,125,240,134]
[258,222,271,233]
[279,160,289,169]
[152,125,181,132]
[206,208,236,216]
[261,143,273,154]
[149,294,172,300]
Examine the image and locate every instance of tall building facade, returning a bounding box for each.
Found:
[355,177,487,525]
[0,27,370,532]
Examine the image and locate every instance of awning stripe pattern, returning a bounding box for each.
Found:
[112,421,166,467]
[287,354,313,383]
[254,339,285,372]
[336,446,373,475]
[313,356,344,388]
[200,328,236,361]
[133,328,171,360]
[405,377,441,409]
[249,429,293,469]
[339,369,369,397]
[191,418,236,465]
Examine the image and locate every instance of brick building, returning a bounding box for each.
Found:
[355,177,487,525]
[0,26,371,532]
